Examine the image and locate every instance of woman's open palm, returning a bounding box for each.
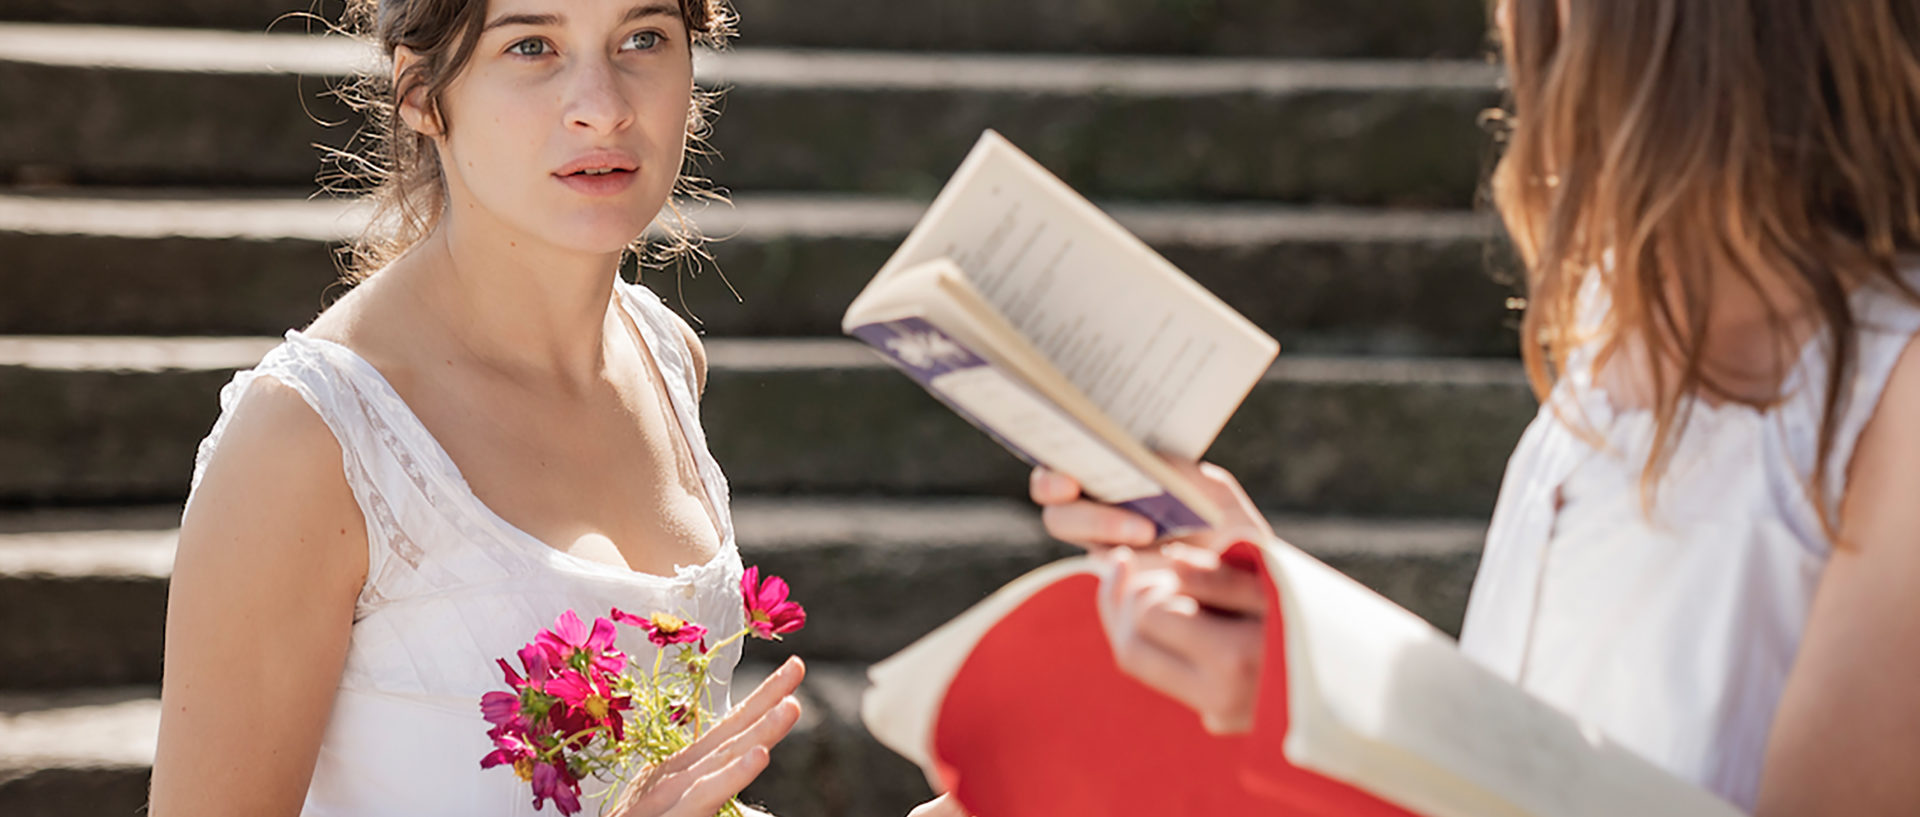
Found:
[611,657,806,817]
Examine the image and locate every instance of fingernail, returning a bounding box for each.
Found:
[1132,519,1157,542]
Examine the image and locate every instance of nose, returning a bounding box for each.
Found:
[562,54,635,135]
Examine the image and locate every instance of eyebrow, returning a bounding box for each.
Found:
[482,3,679,32]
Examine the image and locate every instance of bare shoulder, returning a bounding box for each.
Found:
[180,373,366,584]
[155,374,366,815]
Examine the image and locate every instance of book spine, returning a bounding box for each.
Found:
[850,317,1209,537]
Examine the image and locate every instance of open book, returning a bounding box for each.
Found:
[859,541,1744,817]
[841,131,1280,536]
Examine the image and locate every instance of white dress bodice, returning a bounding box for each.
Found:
[183,280,746,816]
[1460,266,1920,812]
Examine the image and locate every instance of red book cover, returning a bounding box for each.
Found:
[861,541,1743,817]
[925,542,1423,816]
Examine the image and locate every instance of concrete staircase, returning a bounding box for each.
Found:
[0,1,1518,815]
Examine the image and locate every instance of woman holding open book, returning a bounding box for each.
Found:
[1032,0,1920,814]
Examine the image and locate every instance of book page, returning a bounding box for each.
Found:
[928,366,1161,501]
[865,131,1278,460]
[1264,545,1745,817]
[863,558,1101,770]
[849,314,1213,536]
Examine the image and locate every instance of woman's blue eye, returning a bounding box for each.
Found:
[508,38,549,57]
[623,31,662,51]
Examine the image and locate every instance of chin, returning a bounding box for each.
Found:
[543,212,658,256]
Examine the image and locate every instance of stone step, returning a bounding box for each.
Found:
[0,687,156,817]
[0,501,1484,688]
[0,336,1537,514]
[0,191,1519,355]
[0,664,929,817]
[0,24,1501,205]
[0,0,1491,59]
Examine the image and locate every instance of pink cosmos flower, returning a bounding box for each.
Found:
[536,611,625,677]
[479,726,537,779]
[741,566,807,640]
[547,668,632,742]
[531,759,583,814]
[613,608,710,648]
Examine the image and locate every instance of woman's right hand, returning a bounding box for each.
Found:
[609,656,806,817]
[1029,465,1276,734]
[1029,461,1274,552]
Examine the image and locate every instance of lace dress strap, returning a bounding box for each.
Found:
[186,332,434,618]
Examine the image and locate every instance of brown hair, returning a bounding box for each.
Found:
[322,0,737,283]
[1490,0,1920,527]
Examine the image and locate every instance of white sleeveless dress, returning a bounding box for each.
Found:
[182,280,748,816]
[1460,266,1920,812]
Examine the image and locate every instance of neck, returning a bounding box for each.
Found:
[404,205,628,389]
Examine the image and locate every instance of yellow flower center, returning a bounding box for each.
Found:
[584,693,610,721]
[751,610,771,624]
[513,758,534,782]
[648,613,688,633]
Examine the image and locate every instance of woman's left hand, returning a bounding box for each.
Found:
[1097,543,1270,735]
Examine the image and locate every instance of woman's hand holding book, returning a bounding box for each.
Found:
[1030,462,1277,734]
[1029,461,1273,552]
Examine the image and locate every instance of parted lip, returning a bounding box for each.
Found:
[553,149,639,177]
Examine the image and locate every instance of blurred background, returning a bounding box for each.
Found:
[0,1,1527,814]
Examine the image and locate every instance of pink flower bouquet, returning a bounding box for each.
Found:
[480,567,808,815]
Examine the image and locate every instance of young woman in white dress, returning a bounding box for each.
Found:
[144,1,958,814]
[1031,0,1920,814]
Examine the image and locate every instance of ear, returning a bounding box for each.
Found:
[392,45,443,138]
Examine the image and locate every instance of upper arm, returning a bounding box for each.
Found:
[672,311,709,399]
[150,376,368,817]
[1757,335,1920,816]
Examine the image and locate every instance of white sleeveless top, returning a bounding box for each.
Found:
[183,280,747,816]
[1460,266,1920,812]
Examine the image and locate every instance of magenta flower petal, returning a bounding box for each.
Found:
[609,607,647,628]
[531,761,583,814]
[742,566,807,640]
[552,610,588,646]
[480,691,521,726]
[585,616,618,653]
[553,785,581,815]
[759,575,791,606]
[496,657,526,688]
[769,601,806,635]
[545,671,591,707]
[740,566,761,604]
[517,643,556,685]
[479,727,535,773]
[537,611,593,662]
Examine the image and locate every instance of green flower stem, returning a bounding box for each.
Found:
[578,620,770,816]
[704,625,754,656]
